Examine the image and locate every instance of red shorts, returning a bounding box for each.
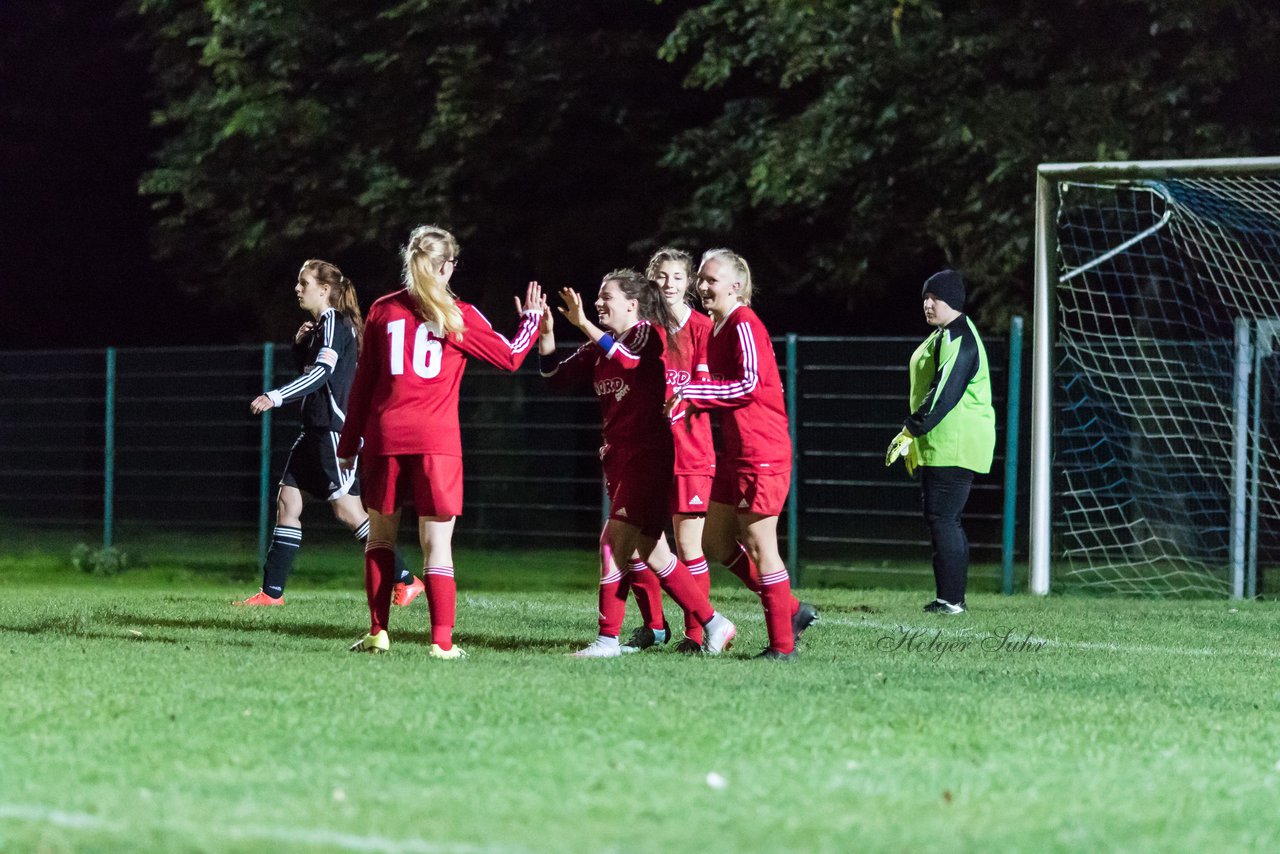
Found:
[360,453,463,517]
[711,465,791,516]
[604,447,672,540]
[670,471,714,516]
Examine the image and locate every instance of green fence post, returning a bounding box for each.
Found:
[785,333,800,584]
[1002,316,1024,595]
[257,343,274,569]
[103,347,116,549]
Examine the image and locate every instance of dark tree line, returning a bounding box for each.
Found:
[4,1,1278,346]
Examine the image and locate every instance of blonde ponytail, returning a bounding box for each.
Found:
[404,225,465,339]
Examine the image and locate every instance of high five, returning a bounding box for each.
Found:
[337,225,546,656]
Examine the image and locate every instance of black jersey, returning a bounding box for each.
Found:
[265,309,359,432]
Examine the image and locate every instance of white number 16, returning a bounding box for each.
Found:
[387,318,443,379]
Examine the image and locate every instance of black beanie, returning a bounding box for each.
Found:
[922,269,965,311]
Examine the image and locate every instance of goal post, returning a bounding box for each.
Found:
[1031,156,1280,598]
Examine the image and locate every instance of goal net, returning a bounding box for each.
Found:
[1032,159,1280,597]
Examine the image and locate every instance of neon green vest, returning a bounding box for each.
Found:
[907,316,996,474]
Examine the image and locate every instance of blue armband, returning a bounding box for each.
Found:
[597,334,616,354]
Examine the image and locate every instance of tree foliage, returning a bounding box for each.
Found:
[134,0,1280,335]
[134,0,699,335]
[658,0,1280,328]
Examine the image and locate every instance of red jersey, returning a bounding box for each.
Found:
[680,304,791,470]
[664,308,716,475]
[542,320,671,454]
[338,290,540,458]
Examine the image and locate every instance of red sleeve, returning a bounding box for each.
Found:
[455,304,540,371]
[680,318,760,411]
[541,342,596,393]
[601,322,657,370]
[337,304,382,458]
[691,322,712,382]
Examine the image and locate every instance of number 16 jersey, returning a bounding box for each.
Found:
[337,289,540,459]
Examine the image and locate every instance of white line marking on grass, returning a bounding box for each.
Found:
[0,803,523,853]
[835,616,1280,660]
[0,804,108,828]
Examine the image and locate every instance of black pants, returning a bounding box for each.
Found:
[921,466,975,604]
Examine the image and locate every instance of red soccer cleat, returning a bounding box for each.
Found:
[233,590,283,606]
[393,576,425,607]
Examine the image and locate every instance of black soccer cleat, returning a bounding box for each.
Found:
[673,637,703,655]
[754,648,799,661]
[792,601,819,641]
[619,624,670,654]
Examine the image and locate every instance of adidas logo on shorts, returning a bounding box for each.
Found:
[689,495,703,506]
[616,507,628,517]
[738,498,749,509]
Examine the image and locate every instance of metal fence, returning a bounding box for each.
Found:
[0,331,1029,585]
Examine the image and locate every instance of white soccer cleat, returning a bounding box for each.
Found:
[428,643,467,660]
[701,614,736,655]
[349,630,390,653]
[570,636,622,658]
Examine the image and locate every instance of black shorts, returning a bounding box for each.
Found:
[280,430,360,501]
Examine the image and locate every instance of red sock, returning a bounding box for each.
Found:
[628,559,666,630]
[616,571,633,624]
[722,544,762,594]
[424,565,456,649]
[598,564,626,638]
[364,540,396,635]
[652,556,713,626]
[682,556,710,643]
[759,568,796,654]
[724,544,800,612]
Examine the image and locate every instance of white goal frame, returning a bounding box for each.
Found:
[1031,156,1280,597]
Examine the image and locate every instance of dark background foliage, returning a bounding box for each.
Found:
[3,0,1278,348]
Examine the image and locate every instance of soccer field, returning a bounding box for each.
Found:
[2,550,1277,853]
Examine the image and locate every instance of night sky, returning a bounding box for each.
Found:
[1,1,188,350]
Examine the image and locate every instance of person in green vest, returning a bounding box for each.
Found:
[885,270,995,614]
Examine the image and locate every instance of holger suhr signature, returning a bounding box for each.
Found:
[876,626,1048,659]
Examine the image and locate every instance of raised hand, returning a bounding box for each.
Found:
[558,287,587,330]
[515,281,546,315]
[294,321,316,344]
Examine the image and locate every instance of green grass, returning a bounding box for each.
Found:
[2,550,1278,853]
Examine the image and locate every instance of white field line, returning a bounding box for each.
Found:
[0,804,522,854]
[463,595,1279,660]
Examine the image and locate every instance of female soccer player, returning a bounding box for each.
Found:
[617,248,717,654]
[885,269,995,614]
[539,269,736,658]
[235,260,420,607]
[337,225,545,657]
[669,249,818,660]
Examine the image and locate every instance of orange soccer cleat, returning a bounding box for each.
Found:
[233,590,283,606]
[393,576,425,607]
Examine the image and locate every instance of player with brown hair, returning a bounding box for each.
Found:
[235,259,420,607]
[539,269,736,658]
